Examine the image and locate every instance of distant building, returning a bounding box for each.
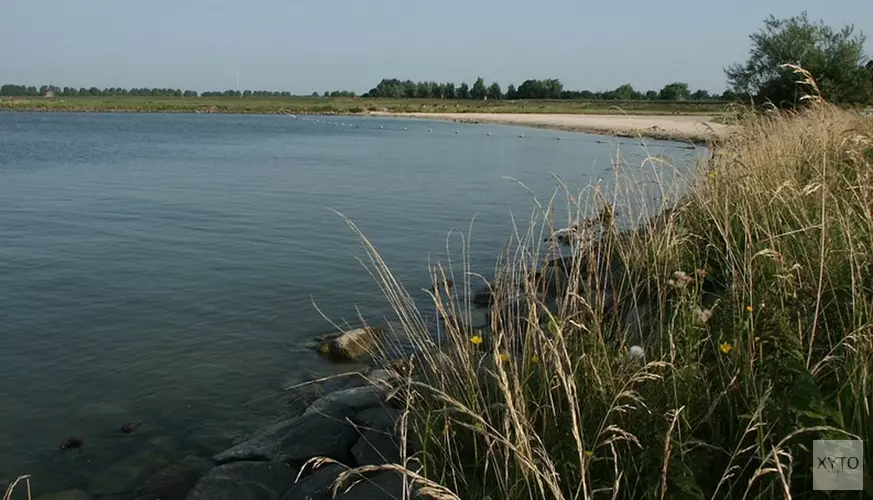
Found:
[43,89,55,98]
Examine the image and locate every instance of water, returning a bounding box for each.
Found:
[0,112,703,496]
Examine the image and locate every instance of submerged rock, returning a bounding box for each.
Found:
[89,449,171,496]
[185,461,298,500]
[317,327,383,361]
[138,455,212,500]
[213,407,359,466]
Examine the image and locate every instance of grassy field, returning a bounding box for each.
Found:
[0,95,729,116]
[337,96,873,499]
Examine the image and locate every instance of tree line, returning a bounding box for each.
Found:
[4,13,871,107]
[364,77,728,101]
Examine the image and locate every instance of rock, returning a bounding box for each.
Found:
[186,462,298,500]
[317,327,383,361]
[336,472,416,500]
[280,464,344,500]
[350,431,403,466]
[364,369,397,388]
[213,408,358,466]
[471,285,494,307]
[139,455,212,500]
[303,386,386,418]
[281,384,326,417]
[34,490,92,500]
[89,449,171,496]
[148,435,183,455]
[352,408,403,433]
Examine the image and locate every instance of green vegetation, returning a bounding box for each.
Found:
[0,95,728,115]
[726,11,873,107]
[363,77,725,102]
[346,74,873,498]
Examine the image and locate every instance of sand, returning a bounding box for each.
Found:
[380,112,731,143]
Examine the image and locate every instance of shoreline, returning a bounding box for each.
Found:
[1,104,731,143]
[375,111,730,144]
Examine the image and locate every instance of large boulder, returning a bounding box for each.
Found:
[213,407,359,466]
[350,431,404,467]
[186,462,297,500]
[302,386,387,419]
[138,455,213,500]
[352,408,403,433]
[280,464,344,500]
[34,491,92,500]
[317,327,383,361]
[335,472,418,500]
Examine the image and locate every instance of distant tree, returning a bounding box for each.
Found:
[487,82,503,100]
[444,82,456,99]
[430,82,443,98]
[243,90,252,97]
[505,84,517,99]
[721,89,740,101]
[516,79,562,99]
[416,81,431,98]
[644,90,658,100]
[310,91,320,97]
[458,82,470,99]
[658,82,690,100]
[691,89,711,100]
[471,77,487,100]
[725,12,873,106]
[610,83,640,100]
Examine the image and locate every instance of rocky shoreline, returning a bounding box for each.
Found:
[28,363,414,500]
[21,224,639,500]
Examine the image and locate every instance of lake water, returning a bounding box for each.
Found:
[0,112,704,496]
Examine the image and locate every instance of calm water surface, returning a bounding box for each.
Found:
[0,112,703,495]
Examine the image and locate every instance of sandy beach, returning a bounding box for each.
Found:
[381,112,731,143]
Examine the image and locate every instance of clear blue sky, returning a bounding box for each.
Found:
[2,0,870,95]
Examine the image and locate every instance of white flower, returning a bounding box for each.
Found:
[628,345,645,362]
[694,307,713,324]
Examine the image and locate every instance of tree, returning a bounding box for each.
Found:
[487,82,503,100]
[458,82,470,99]
[608,83,639,100]
[644,90,658,100]
[691,89,711,100]
[444,82,456,99]
[725,12,873,106]
[505,84,517,100]
[416,81,431,98]
[658,82,690,100]
[471,77,487,100]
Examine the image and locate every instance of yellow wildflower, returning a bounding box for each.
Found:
[584,450,594,458]
[746,305,754,313]
[530,355,540,364]
[499,352,510,363]
[470,335,483,346]
[719,342,733,354]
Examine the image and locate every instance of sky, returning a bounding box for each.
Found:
[1,0,871,95]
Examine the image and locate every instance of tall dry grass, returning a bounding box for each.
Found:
[339,76,872,499]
